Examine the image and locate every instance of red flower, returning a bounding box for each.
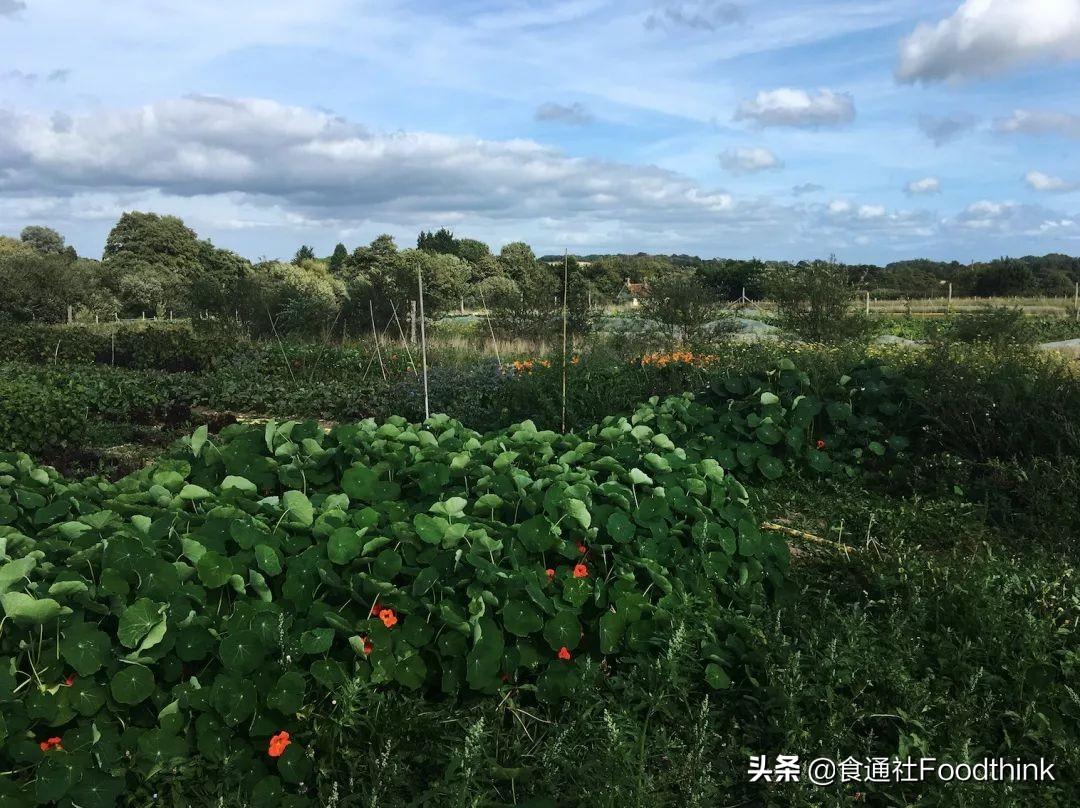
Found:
[362,636,373,655]
[39,737,63,752]
[268,731,291,758]
[576,542,587,555]
[572,563,589,579]
[64,674,75,687]
[816,439,826,449]
[545,568,555,581]
[369,602,381,616]
[378,608,398,628]
[557,647,571,661]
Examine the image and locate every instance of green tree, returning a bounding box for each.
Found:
[294,245,316,264]
[19,225,67,256]
[417,228,457,255]
[329,243,349,275]
[640,271,726,343]
[102,212,202,315]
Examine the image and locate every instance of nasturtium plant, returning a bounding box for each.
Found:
[0,397,793,804]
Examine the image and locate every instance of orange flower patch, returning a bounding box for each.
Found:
[378,608,398,628]
[557,647,571,661]
[572,563,589,579]
[39,737,63,752]
[268,731,291,758]
[545,568,555,581]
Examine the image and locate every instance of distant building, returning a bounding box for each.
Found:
[622,278,649,307]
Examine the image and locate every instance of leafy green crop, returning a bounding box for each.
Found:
[0,402,788,805]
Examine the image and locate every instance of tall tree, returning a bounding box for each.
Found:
[328,243,348,275]
[293,245,316,264]
[20,225,67,256]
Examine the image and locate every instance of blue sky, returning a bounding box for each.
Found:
[1,0,1079,263]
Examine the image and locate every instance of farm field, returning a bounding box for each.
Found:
[1,298,1079,807]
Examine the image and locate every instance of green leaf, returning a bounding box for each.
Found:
[327,527,363,565]
[300,628,334,654]
[282,490,313,526]
[705,663,732,689]
[61,623,110,676]
[518,516,558,552]
[565,499,591,530]
[760,391,780,406]
[0,592,66,625]
[191,425,209,458]
[542,611,581,651]
[111,665,155,704]
[179,484,212,501]
[267,672,306,714]
[221,475,257,493]
[196,551,233,588]
[219,630,266,675]
[755,455,785,480]
[117,598,161,649]
[606,512,635,542]
[502,601,543,637]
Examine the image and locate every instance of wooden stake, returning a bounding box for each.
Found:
[418,266,430,420]
[410,300,417,344]
[761,521,855,553]
[389,299,419,376]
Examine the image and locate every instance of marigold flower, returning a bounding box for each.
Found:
[545,568,555,581]
[39,737,63,752]
[557,646,571,661]
[378,608,398,628]
[573,563,589,579]
[268,731,291,758]
[816,439,826,449]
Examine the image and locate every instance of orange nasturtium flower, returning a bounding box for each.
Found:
[572,563,589,579]
[362,636,374,655]
[557,647,572,661]
[268,731,291,758]
[576,542,587,555]
[378,608,398,628]
[65,674,75,687]
[39,737,63,752]
[545,568,555,581]
[816,439,826,449]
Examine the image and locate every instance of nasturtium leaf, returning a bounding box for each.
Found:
[222,475,257,493]
[705,663,732,689]
[191,425,209,458]
[542,611,581,651]
[61,623,110,676]
[401,615,435,647]
[760,391,780,406]
[599,611,625,654]
[628,468,653,486]
[503,601,543,637]
[175,626,214,662]
[394,653,428,689]
[327,527,363,565]
[0,557,36,593]
[518,516,558,552]
[196,551,233,588]
[372,549,402,581]
[0,592,66,625]
[564,499,591,530]
[282,490,313,526]
[277,742,312,785]
[111,665,155,705]
[255,544,282,576]
[756,455,785,480]
[220,630,266,674]
[341,466,378,500]
[118,598,161,649]
[267,671,306,715]
[179,484,212,501]
[300,628,334,654]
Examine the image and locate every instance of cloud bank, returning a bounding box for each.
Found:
[734,88,855,128]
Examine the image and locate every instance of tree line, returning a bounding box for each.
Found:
[2,215,1077,337]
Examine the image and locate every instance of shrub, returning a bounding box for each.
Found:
[767,260,873,343]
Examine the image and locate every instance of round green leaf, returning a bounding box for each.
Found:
[110,665,155,705]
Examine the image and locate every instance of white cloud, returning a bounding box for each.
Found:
[534,102,594,125]
[1025,170,1079,192]
[897,0,1080,83]
[734,88,855,128]
[0,95,744,229]
[997,109,1080,138]
[792,182,823,195]
[905,176,941,195]
[719,146,782,174]
[828,199,852,214]
[857,204,886,219]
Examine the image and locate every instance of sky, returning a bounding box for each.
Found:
[1,0,1080,263]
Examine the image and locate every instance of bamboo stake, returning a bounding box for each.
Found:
[418,265,430,420]
[388,299,419,376]
[760,521,855,553]
[561,249,569,433]
[478,286,502,370]
[369,300,387,381]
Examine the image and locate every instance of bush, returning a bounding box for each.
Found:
[944,305,1036,348]
[767,260,873,343]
